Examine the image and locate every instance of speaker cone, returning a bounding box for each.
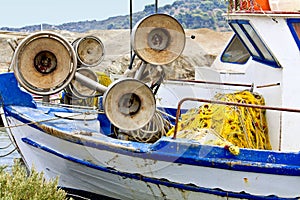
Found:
[131,14,185,65]
[12,31,77,96]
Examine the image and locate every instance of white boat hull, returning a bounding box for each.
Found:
[4,115,299,200]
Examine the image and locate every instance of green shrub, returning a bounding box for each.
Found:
[0,159,69,200]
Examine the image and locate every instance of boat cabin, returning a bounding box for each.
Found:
[206,0,300,152]
[157,0,300,152]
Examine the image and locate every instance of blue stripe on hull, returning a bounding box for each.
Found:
[22,137,299,200]
[5,107,300,177]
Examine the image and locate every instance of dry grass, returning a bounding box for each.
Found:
[0,159,70,200]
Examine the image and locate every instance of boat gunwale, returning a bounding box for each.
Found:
[4,104,300,177]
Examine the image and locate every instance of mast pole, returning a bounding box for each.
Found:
[130,0,133,60]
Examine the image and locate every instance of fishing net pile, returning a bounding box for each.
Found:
[167,90,272,150]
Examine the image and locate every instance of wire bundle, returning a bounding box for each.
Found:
[115,111,171,143]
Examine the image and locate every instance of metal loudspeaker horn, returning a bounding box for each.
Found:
[131,14,186,65]
[66,68,99,99]
[103,78,156,131]
[74,73,156,131]
[12,31,77,96]
[72,36,105,67]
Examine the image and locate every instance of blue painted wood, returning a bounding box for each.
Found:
[0,73,36,108]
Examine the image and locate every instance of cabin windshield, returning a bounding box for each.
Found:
[228,20,280,68]
[287,18,300,51]
[221,34,250,64]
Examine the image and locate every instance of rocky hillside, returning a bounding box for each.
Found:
[0,0,230,33]
[0,29,233,79]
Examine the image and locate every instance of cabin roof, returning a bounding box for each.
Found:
[227,11,300,18]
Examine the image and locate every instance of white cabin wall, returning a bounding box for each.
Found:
[281,57,300,151]
[250,16,299,66]
[156,81,222,109]
[253,16,300,151]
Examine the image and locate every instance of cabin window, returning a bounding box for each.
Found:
[287,19,300,51]
[221,34,250,64]
[228,20,281,68]
[242,24,274,61]
[231,23,260,57]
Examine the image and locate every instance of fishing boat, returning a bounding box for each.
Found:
[1,0,300,199]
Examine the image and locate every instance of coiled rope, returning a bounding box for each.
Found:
[0,142,12,150]
[0,147,16,158]
[0,127,16,157]
[115,111,171,143]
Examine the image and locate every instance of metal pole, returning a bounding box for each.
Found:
[155,0,158,13]
[130,0,133,60]
[134,62,147,80]
[74,72,107,94]
[168,79,253,88]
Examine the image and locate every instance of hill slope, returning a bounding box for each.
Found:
[0,0,229,32]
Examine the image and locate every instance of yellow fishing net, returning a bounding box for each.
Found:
[167,90,272,151]
[95,71,112,87]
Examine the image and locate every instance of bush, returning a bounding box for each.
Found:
[0,159,69,200]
